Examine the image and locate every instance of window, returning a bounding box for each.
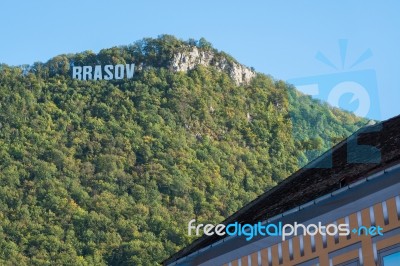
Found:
[295,257,319,266]
[379,244,400,266]
[382,252,400,265]
[336,258,359,266]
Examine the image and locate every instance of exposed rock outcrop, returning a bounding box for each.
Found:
[170,47,256,86]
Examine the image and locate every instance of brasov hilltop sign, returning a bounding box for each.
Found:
[72,64,135,80]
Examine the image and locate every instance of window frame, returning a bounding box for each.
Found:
[335,258,360,266]
[378,243,400,266]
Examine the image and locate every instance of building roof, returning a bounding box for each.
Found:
[164,114,400,265]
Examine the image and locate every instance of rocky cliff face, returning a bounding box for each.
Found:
[170,47,256,86]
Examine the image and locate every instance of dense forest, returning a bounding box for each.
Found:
[0,35,367,265]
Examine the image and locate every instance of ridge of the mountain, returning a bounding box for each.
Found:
[3,35,256,86]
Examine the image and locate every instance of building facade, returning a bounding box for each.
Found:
[164,116,400,266]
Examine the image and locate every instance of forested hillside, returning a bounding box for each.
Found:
[0,35,367,265]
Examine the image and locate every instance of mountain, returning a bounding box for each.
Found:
[0,35,367,265]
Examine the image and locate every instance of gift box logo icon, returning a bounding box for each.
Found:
[287,40,381,167]
[287,39,380,120]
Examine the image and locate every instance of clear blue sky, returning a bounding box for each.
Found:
[0,0,399,120]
